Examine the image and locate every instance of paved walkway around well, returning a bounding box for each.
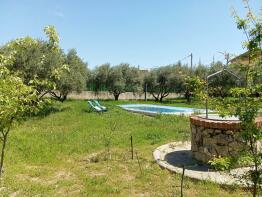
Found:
[153,141,250,186]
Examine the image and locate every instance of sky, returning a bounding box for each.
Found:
[0,0,261,69]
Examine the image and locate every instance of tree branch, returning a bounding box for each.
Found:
[38,91,49,100]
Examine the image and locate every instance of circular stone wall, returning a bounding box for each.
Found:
[190,115,262,163]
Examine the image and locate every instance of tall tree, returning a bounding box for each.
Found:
[144,65,185,102]
[107,65,125,100]
[50,49,88,102]
[89,63,141,100]
[89,63,110,92]
[194,64,208,80]
[0,26,67,100]
[107,64,141,100]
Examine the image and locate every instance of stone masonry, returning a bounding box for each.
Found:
[190,115,262,163]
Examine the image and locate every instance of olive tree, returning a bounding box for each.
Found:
[194,64,208,80]
[89,63,110,92]
[0,26,68,100]
[107,65,125,100]
[107,64,141,100]
[89,63,141,100]
[144,65,184,102]
[50,49,88,102]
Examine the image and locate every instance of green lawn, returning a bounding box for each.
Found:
[0,99,251,196]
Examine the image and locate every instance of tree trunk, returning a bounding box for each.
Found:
[252,160,259,197]
[187,96,191,103]
[152,93,160,102]
[60,94,67,103]
[49,91,68,103]
[252,183,257,197]
[0,120,12,177]
[185,92,191,103]
[160,91,169,102]
[159,96,163,102]
[0,132,8,176]
[114,94,120,101]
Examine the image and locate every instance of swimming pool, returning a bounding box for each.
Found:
[118,104,205,116]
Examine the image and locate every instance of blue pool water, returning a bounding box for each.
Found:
[118,104,204,115]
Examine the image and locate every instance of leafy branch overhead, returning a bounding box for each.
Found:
[0,26,88,102]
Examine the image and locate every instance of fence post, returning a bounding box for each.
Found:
[130,136,133,160]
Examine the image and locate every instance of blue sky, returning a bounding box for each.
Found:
[0,0,261,69]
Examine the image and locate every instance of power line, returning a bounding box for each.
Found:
[177,54,191,63]
[177,53,193,72]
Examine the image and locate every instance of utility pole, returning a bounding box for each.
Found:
[190,53,193,75]
[225,53,229,66]
[144,83,147,102]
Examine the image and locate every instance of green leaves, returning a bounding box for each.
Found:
[44,25,60,51]
[50,49,88,102]
[0,25,81,102]
[143,64,186,102]
[0,54,14,67]
[209,156,232,171]
[89,63,141,100]
[236,17,248,30]
[184,76,205,103]
[0,66,39,129]
[212,3,262,194]
[0,57,43,176]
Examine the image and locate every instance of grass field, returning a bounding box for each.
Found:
[0,99,252,196]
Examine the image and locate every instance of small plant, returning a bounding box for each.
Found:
[103,118,118,161]
[209,156,232,171]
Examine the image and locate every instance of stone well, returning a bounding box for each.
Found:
[190,115,262,163]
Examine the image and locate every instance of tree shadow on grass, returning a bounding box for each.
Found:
[31,104,71,118]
